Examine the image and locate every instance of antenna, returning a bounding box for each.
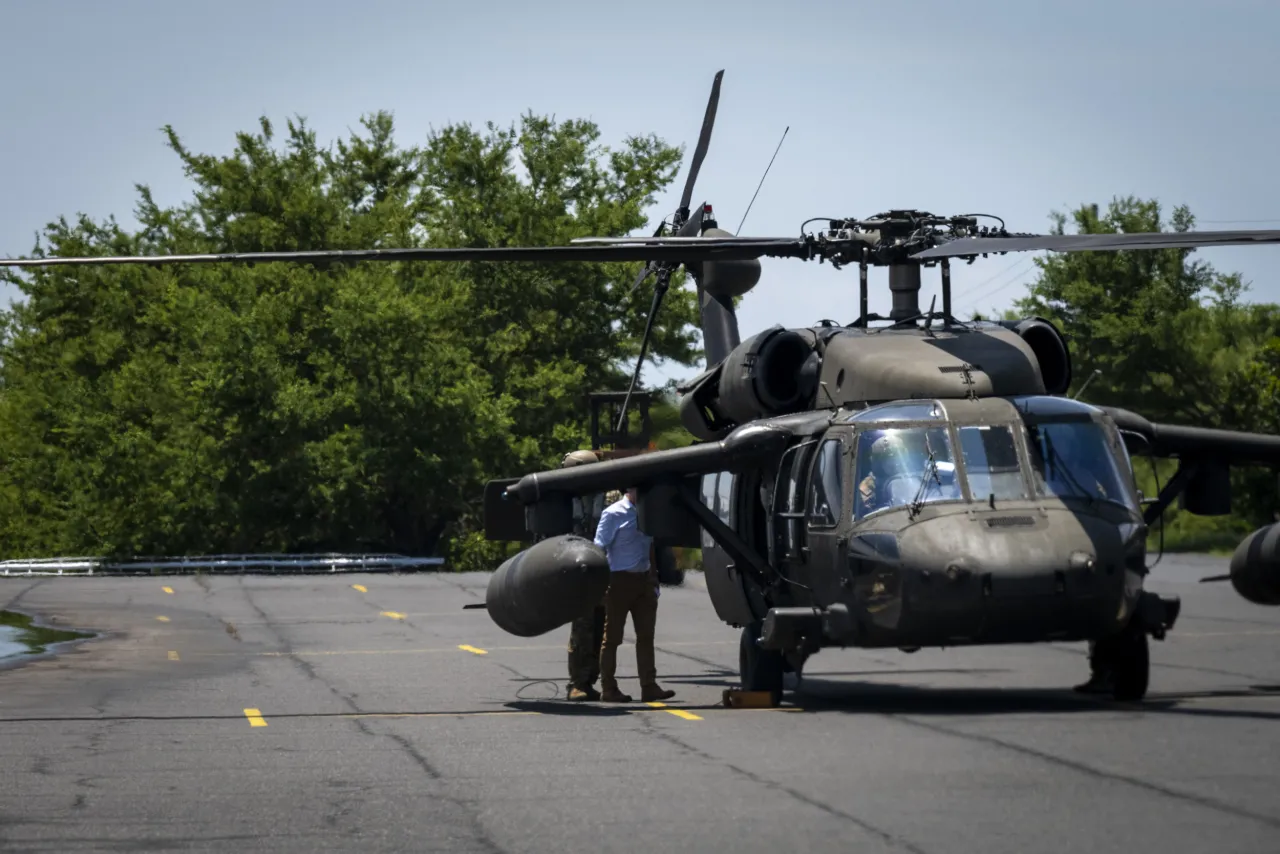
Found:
[1072,369,1103,400]
[735,126,789,234]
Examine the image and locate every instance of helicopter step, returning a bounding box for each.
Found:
[757,604,853,652]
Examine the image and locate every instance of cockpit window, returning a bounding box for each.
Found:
[853,426,961,520]
[1010,395,1101,418]
[807,438,845,526]
[847,401,945,423]
[957,425,1028,500]
[1024,420,1137,510]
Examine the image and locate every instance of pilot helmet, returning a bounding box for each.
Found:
[561,450,599,468]
[869,433,909,476]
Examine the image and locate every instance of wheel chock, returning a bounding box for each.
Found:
[722,688,778,708]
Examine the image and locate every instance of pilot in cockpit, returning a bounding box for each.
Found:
[857,433,912,515]
[857,429,961,518]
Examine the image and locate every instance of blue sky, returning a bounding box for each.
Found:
[3,0,1278,388]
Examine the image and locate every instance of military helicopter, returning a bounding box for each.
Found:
[5,71,1280,705]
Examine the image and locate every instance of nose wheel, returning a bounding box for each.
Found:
[1075,621,1150,702]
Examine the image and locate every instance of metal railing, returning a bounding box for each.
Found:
[0,553,446,576]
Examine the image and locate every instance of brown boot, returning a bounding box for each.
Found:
[568,685,600,701]
[641,685,675,702]
[600,688,633,703]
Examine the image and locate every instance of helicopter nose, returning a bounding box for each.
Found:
[893,508,1131,645]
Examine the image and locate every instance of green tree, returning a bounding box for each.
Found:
[1013,196,1280,542]
[0,111,703,568]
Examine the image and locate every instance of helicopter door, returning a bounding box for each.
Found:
[804,434,851,606]
[699,471,757,626]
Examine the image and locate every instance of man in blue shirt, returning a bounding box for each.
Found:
[594,486,675,703]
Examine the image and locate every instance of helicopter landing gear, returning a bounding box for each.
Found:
[1075,621,1149,702]
[739,621,784,706]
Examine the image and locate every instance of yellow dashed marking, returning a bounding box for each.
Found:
[352,584,367,593]
[244,708,267,727]
[647,701,702,721]
[162,586,174,594]
[168,650,180,661]
[155,616,170,623]
[343,711,539,719]
[458,645,488,655]
[381,611,406,620]
[128,640,738,658]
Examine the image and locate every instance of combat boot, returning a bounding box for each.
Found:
[1073,670,1114,695]
[641,685,675,702]
[600,688,632,702]
[568,684,600,702]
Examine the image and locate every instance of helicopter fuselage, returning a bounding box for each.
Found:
[695,393,1166,657]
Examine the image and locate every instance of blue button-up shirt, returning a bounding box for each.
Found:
[593,496,652,572]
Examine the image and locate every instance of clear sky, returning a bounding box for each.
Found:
[3,0,1278,388]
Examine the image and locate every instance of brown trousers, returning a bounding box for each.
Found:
[599,570,659,693]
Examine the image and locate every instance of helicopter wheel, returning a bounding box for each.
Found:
[1108,623,1150,702]
[1077,622,1149,702]
[739,622,784,705]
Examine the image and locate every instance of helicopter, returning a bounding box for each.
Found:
[4,71,1280,705]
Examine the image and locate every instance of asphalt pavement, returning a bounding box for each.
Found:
[1,554,1278,853]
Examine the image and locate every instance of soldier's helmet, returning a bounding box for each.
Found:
[869,433,909,477]
[561,450,599,468]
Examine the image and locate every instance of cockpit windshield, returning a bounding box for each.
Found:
[956,425,1028,502]
[1024,419,1137,511]
[853,426,962,520]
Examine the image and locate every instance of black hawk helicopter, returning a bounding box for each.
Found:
[5,71,1280,704]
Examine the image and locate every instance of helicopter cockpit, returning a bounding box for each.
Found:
[836,396,1139,524]
[1016,396,1140,513]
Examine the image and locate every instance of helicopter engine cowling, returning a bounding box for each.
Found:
[716,325,822,425]
[997,317,1072,395]
[485,534,612,637]
[1229,523,1280,606]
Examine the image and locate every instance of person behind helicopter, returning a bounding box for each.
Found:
[560,450,609,701]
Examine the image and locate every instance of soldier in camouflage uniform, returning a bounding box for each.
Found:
[857,433,910,516]
[561,450,611,701]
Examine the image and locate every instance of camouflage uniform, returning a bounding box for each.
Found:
[857,434,908,516]
[562,451,610,701]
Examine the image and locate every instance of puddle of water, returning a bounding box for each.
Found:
[0,610,94,662]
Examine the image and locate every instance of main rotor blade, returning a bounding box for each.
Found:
[914,229,1280,260]
[0,238,805,269]
[570,234,775,246]
[679,70,723,214]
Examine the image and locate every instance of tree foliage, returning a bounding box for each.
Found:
[0,112,703,568]
[1013,196,1280,540]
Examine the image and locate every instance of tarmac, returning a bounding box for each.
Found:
[1,553,1278,853]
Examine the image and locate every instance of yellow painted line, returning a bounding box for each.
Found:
[647,701,702,721]
[458,644,488,655]
[244,708,267,727]
[162,586,174,594]
[127,640,737,657]
[352,584,367,593]
[342,711,541,719]
[168,650,180,661]
[381,611,406,620]
[155,616,170,623]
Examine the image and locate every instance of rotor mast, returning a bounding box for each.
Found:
[888,264,922,322]
[884,259,951,323]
